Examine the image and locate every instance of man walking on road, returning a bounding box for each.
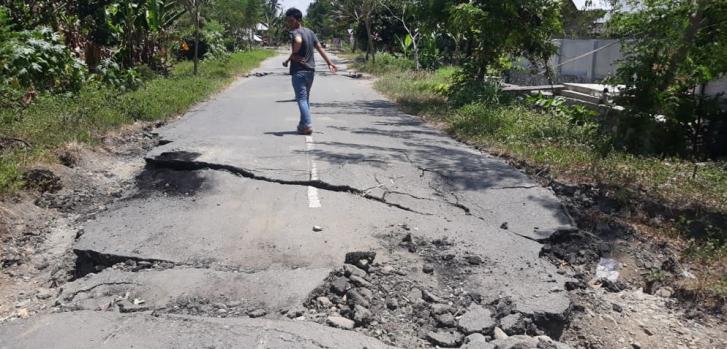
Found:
[283,8,337,135]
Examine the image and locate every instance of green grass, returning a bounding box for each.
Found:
[0,49,275,192]
[365,65,727,217]
[354,55,727,302]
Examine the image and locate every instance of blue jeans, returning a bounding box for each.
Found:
[292,70,315,128]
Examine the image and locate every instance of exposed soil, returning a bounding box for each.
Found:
[0,122,159,320]
[0,117,724,349]
[510,165,727,349]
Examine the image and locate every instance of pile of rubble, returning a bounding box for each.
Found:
[299,238,572,348]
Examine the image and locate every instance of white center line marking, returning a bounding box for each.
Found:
[308,186,321,208]
[305,136,321,208]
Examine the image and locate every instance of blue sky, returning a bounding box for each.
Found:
[280,0,314,15]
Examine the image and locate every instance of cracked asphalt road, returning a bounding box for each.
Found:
[0,53,575,348]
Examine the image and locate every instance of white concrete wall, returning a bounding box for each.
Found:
[557,39,599,80]
[553,39,622,82]
[510,40,724,96]
[593,40,622,80]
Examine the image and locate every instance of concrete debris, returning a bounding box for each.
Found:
[343,264,367,278]
[488,335,572,349]
[247,309,266,318]
[426,329,464,347]
[461,333,493,349]
[344,251,376,271]
[327,316,355,330]
[458,304,495,334]
[493,327,508,340]
[435,312,456,327]
[422,264,435,274]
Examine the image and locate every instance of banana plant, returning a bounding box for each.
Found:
[104,0,185,68]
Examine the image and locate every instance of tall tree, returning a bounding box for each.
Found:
[333,0,380,61]
[262,0,282,45]
[379,0,423,69]
[609,0,727,157]
[448,0,561,80]
[180,0,209,74]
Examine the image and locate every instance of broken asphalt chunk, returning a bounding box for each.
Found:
[344,251,376,270]
[426,329,464,347]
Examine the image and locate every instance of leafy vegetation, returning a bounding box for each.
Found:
[0,49,274,193]
[351,53,727,301]
[1,0,280,193]
[608,0,727,159]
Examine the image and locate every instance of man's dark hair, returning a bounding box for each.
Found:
[285,8,303,21]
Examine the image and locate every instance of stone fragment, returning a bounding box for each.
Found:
[458,304,495,334]
[426,330,464,348]
[379,265,395,275]
[343,264,367,278]
[346,289,370,308]
[327,316,355,330]
[500,313,525,335]
[423,264,435,274]
[489,335,572,349]
[349,275,373,288]
[493,327,508,340]
[286,306,305,319]
[16,309,30,319]
[118,300,149,313]
[35,288,54,300]
[422,289,445,303]
[352,305,372,326]
[465,255,483,265]
[430,303,451,315]
[247,309,267,318]
[655,287,673,298]
[317,296,333,308]
[386,298,399,310]
[435,312,456,327]
[407,288,423,303]
[461,333,494,349]
[357,287,373,301]
[344,251,376,270]
[330,277,351,295]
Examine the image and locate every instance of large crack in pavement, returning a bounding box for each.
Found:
[0,56,583,349]
[146,154,435,216]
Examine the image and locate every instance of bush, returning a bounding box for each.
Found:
[608,0,727,159]
[204,30,230,61]
[446,71,505,107]
[93,58,144,92]
[355,53,415,75]
[451,101,599,148]
[1,26,86,94]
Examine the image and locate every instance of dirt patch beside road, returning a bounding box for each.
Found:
[0,122,159,320]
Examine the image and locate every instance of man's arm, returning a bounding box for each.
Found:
[314,42,337,73]
[283,34,303,66]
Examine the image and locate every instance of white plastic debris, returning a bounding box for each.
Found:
[596,258,620,282]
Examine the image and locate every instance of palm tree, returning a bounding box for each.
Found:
[262,0,282,45]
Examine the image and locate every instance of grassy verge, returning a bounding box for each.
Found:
[0,49,275,192]
[351,53,727,301]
